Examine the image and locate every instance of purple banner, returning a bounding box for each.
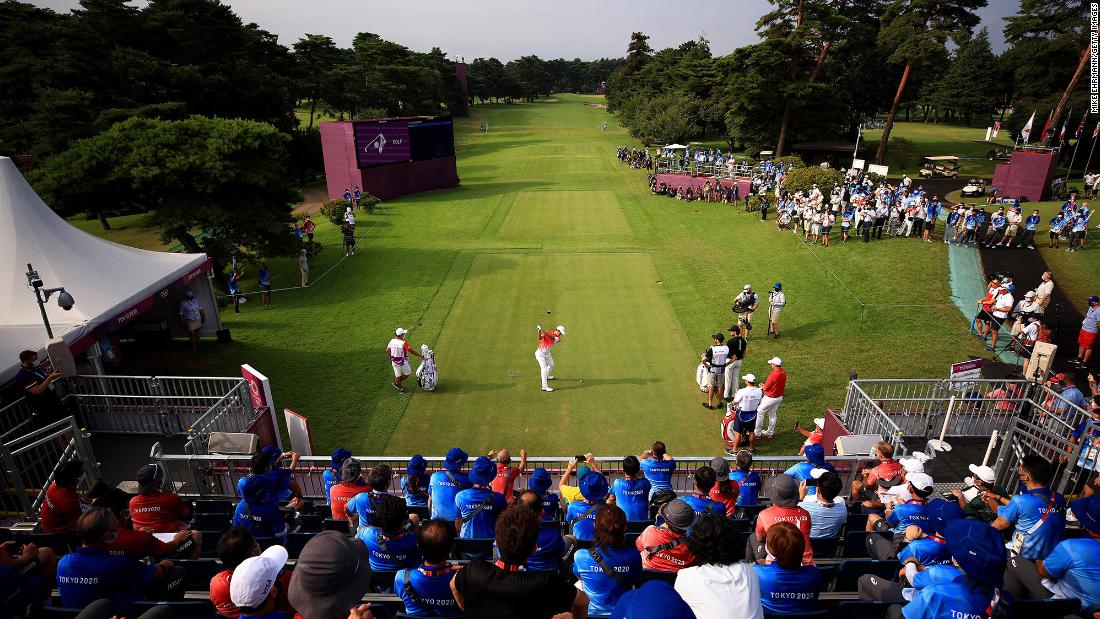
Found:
[354,122,411,167]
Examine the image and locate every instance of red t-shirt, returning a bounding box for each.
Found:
[709,480,741,518]
[211,569,294,618]
[490,463,523,500]
[866,459,905,487]
[329,483,369,520]
[806,429,824,445]
[129,491,191,533]
[763,368,787,398]
[40,482,82,534]
[636,525,695,572]
[108,527,175,560]
[302,220,315,233]
[756,505,814,565]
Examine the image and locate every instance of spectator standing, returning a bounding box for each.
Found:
[209,527,295,619]
[232,476,288,544]
[1003,494,1100,608]
[357,495,421,572]
[257,263,272,307]
[429,448,471,521]
[517,491,565,572]
[528,467,562,522]
[228,544,290,619]
[40,460,85,534]
[1032,271,1055,311]
[639,442,675,499]
[990,285,1014,352]
[758,357,786,439]
[754,521,821,615]
[387,327,424,394]
[990,454,1066,561]
[287,531,374,619]
[573,505,642,615]
[679,467,725,517]
[227,266,244,313]
[722,325,748,402]
[636,500,697,572]
[402,455,430,511]
[708,456,740,517]
[1076,295,1100,366]
[454,456,507,539]
[730,450,762,507]
[343,224,356,256]
[733,285,759,336]
[451,504,588,617]
[611,456,651,522]
[298,249,309,288]
[748,475,813,565]
[798,470,846,539]
[178,290,205,350]
[321,448,352,502]
[1019,209,1041,248]
[676,514,764,618]
[14,350,65,423]
[767,283,786,339]
[302,215,315,242]
[701,333,730,409]
[725,374,763,454]
[344,206,356,232]
[394,519,463,617]
[489,448,527,501]
[329,458,369,521]
[567,472,609,543]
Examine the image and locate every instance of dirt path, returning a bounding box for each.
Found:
[293,185,329,216]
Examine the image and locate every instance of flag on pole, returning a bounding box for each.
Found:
[1020,111,1036,142]
[1039,110,1054,142]
[993,120,1002,138]
[1076,114,1088,138]
[1059,118,1069,142]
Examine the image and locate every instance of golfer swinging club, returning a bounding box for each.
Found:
[535,324,565,392]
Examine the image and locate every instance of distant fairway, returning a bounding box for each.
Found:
[108,94,988,456]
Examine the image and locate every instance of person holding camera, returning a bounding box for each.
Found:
[732,285,758,337]
[950,464,1009,523]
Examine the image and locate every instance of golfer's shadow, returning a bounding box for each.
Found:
[432,379,512,394]
[552,377,659,390]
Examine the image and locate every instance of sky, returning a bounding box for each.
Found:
[29,0,1021,59]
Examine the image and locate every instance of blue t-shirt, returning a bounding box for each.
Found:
[566,500,606,542]
[258,268,271,286]
[357,527,421,572]
[785,462,835,497]
[454,487,507,539]
[428,470,471,521]
[754,563,821,614]
[574,545,643,615]
[902,577,997,619]
[237,469,294,503]
[395,564,463,617]
[640,457,675,491]
[680,494,725,517]
[898,536,950,567]
[611,477,651,522]
[401,475,430,508]
[322,468,339,502]
[1038,537,1100,607]
[527,524,566,571]
[57,547,157,612]
[347,491,395,529]
[886,500,932,535]
[730,470,761,505]
[1026,215,1040,230]
[232,498,287,541]
[536,491,562,522]
[912,564,964,590]
[998,488,1066,560]
[1071,421,1100,470]
[798,499,846,538]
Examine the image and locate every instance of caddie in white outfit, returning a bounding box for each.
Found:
[386,327,423,394]
[535,325,565,392]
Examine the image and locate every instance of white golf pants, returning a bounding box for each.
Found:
[759,395,783,435]
[536,351,555,389]
[722,360,743,399]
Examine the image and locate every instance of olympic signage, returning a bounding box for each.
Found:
[353,121,412,167]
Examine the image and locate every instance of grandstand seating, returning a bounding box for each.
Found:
[639,568,678,585]
[453,537,495,559]
[323,518,351,534]
[810,536,841,559]
[1006,598,1080,618]
[835,560,902,592]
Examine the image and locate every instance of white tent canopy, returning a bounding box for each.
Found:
[663,144,688,150]
[0,156,213,384]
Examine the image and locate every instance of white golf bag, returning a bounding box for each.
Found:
[416,344,438,391]
[695,363,708,392]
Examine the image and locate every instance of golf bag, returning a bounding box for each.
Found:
[777,211,792,230]
[695,363,708,392]
[416,344,438,391]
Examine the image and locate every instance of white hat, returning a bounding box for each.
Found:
[1024,291,1035,298]
[899,457,924,474]
[395,327,408,336]
[743,374,757,383]
[743,284,752,291]
[768,357,782,366]
[810,467,829,479]
[967,464,996,485]
[907,472,934,492]
[813,418,825,429]
[230,545,288,608]
[556,325,566,335]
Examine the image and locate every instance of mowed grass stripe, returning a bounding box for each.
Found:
[384,253,713,455]
[497,190,633,237]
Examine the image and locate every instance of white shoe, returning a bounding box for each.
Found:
[547,376,555,380]
[542,387,554,392]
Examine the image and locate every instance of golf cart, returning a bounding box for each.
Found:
[919,156,960,178]
[960,178,986,198]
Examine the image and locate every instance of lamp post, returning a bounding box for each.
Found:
[25,263,76,339]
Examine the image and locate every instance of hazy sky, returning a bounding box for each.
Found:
[29,0,1021,59]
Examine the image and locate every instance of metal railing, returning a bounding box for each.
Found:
[184,381,258,455]
[839,382,907,454]
[0,398,38,441]
[655,158,755,179]
[147,452,872,500]
[0,416,98,519]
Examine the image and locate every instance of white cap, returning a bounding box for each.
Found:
[810,467,829,479]
[1025,291,1035,298]
[768,357,782,366]
[395,327,408,336]
[743,284,752,291]
[813,418,825,429]
[556,325,566,335]
[743,374,757,383]
[907,472,934,492]
[967,464,996,484]
[899,457,924,474]
[230,545,288,608]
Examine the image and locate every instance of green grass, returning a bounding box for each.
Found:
[66,213,171,251]
[98,94,991,457]
[863,121,1016,178]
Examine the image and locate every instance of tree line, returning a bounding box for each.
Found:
[607,0,1092,164]
[466,56,623,103]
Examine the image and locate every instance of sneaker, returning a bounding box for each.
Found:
[724,447,737,455]
[547,376,555,380]
[542,387,554,392]
[702,403,712,409]
[1028,245,1035,249]
[391,383,406,394]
